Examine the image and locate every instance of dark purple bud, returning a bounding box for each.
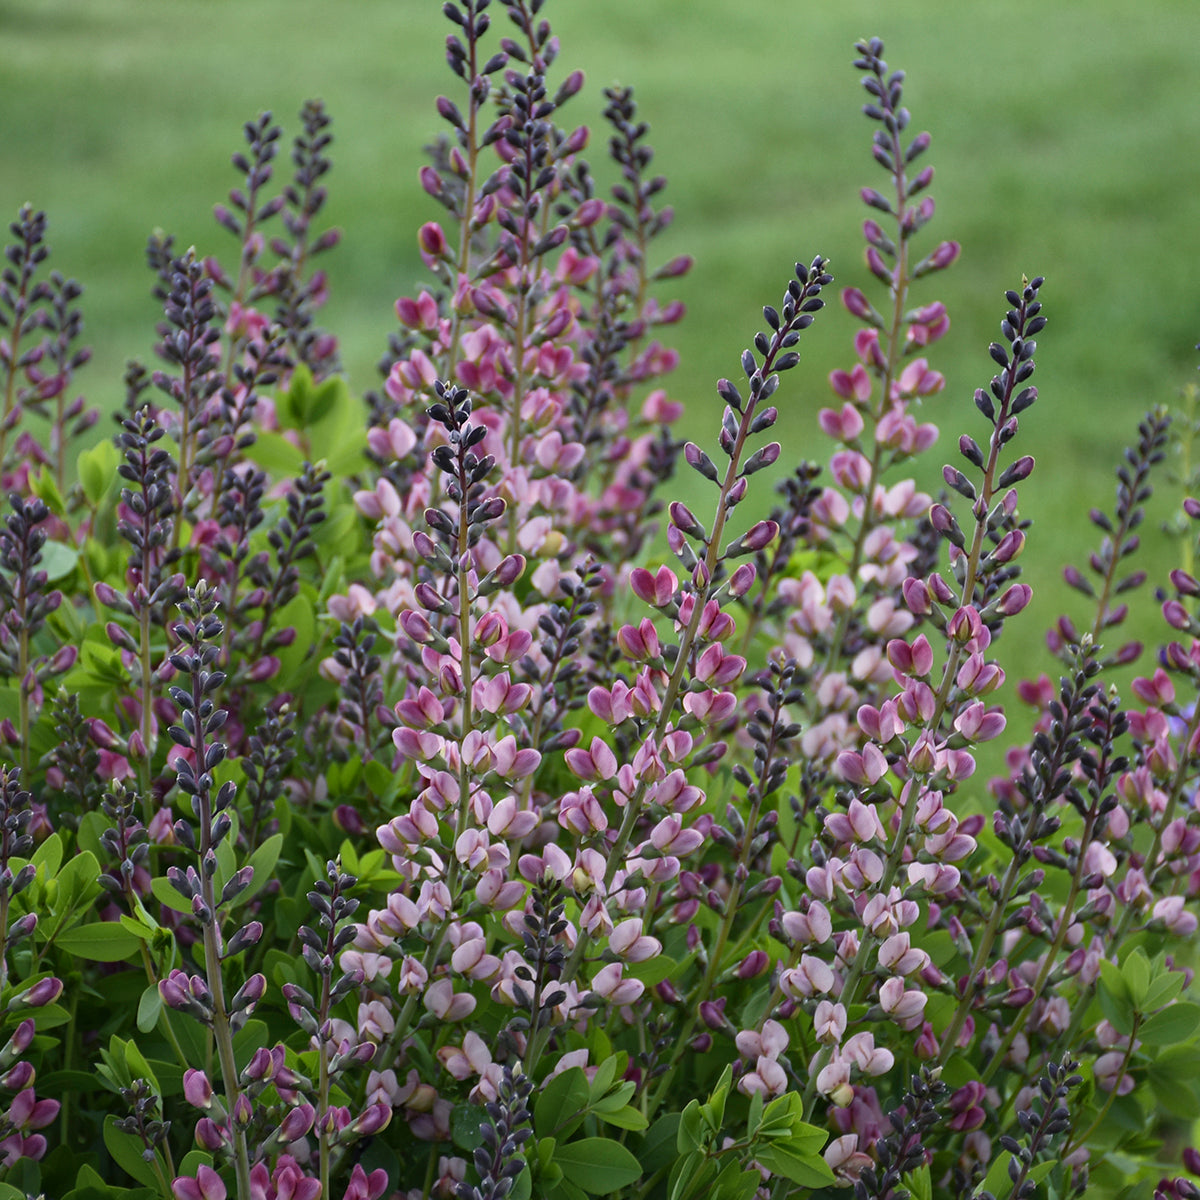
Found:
[903,577,932,615]
[736,950,770,979]
[414,582,453,615]
[1164,599,1192,630]
[684,441,719,483]
[230,973,266,1013]
[699,998,728,1029]
[93,581,132,614]
[277,1103,316,1143]
[11,976,62,1010]
[105,622,138,654]
[997,455,1035,487]
[224,921,263,959]
[994,584,1032,617]
[1172,569,1200,597]
[669,502,705,539]
[726,519,778,558]
[929,504,965,549]
[741,442,780,476]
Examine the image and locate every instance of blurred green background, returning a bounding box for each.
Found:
[2,0,1200,676]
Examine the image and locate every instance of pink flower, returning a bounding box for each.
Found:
[173,1166,227,1200]
[629,564,678,608]
[814,1000,848,1045]
[564,736,618,781]
[590,962,644,1006]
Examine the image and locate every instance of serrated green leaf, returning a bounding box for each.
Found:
[1139,1001,1200,1046]
[56,920,142,962]
[555,1138,642,1194]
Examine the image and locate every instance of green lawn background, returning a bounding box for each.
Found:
[3,0,1200,676]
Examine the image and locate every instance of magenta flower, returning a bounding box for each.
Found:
[172,1166,227,1200]
[629,564,679,608]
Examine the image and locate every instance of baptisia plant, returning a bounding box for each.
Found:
[2,5,1200,1200]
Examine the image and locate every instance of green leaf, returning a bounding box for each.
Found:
[590,1054,623,1098]
[638,1113,681,1174]
[150,876,191,915]
[591,1080,636,1113]
[246,429,307,477]
[55,849,101,912]
[669,1153,714,1200]
[1147,1065,1200,1118]
[123,1038,161,1095]
[29,468,66,517]
[904,1162,933,1200]
[595,1104,648,1131]
[753,1142,836,1189]
[32,832,63,880]
[1144,968,1186,1013]
[77,811,108,862]
[56,921,143,962]
[103,1116,159,1188]
[678,1100,705,1153]
[452,1103,488,1152]
[1122,946,1151,1008]
[1098,957,1128,1003]
[711,1158,761,1200]
[625,955,679,987]
[981,1151,1015,1198]
[700,1065,733,1132]
[137,983,162,1034]
[535,1067,590,1139]
[236,833,283,909]
[554,1138,642,1194]
[1139,1001,1200,1045]
[78,441,119,507]
[40,539,79,582]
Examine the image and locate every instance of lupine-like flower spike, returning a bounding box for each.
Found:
[456,1066,533,1200]
[0,205,53,476]
[162,582,258,1197]
[152,251,223,517]
[1053,405,1170,666]
[0,494,73,773]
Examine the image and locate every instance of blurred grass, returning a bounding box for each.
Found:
[2,0,1200,681]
